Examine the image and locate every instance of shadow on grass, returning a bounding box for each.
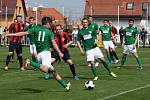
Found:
[20,88,43,93]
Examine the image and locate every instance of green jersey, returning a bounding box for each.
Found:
[124,26,138,45]
[28,25,55,53]
[99,25,112,41]
[25,24,35,44]
[89,22,99,31]
[77,27,97,51]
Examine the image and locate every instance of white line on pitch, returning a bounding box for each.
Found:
[98,84,150,100]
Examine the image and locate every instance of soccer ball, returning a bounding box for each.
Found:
[84,80,95,90]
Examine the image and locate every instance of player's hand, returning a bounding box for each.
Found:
[121,44,124,49]
[133,44,136,49]
[80,51,85,56]
[58,52,64,58]
[63,44,68,48]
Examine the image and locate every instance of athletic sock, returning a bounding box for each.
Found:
[69,64,76,76]
[110,51,114,62]
[106,52,111,63]
[136,57,142,67]
[30,60,40,69]
[102,60,112,73]
[6,55,11,66]
[17,55,23,67]
[91,65,97,77]
[57,80,67,88]
[121,55,126,66]
[112,51,119,60]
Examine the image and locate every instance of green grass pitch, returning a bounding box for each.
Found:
[0,46,150,100]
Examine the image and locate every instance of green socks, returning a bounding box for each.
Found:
[57,80,67,88]
[121,55,126,66]
[91,66,98,77]
[102,60,112,73]
[30,60,40,69]
[106,52,111,63]
[136,57,142,67]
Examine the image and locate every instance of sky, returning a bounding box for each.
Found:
[25,0,85,20]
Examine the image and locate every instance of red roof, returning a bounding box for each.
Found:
[1,0,27,16]
[84,0,150,17]
[28,7,64,24]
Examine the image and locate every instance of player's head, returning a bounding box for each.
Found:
[88,15,93,23]
[56,24,63,34]
[82,17,89,29]
[128,19,134,27]
[41,16,52,28]
[109,20,113,26]
[16,15,22,23]
[103,19,109,26]
[29,17,35,25]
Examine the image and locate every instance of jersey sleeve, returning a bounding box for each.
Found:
[48,31,55,41]
[65,32,71,42]
[77,31,81,41]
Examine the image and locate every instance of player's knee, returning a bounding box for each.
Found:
[8,52,13,56]
[17,54,22,57]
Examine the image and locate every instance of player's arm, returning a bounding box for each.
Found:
[5,31,29,37]
[51,40,63,58]
[63,33,73,48]
[76,40,85,56]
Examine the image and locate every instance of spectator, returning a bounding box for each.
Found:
[0,26,3,46]
[72,26,78,47]
[119,27,124,46]
[140,28,147,48]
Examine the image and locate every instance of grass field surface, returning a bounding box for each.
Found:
[0,46,150,100]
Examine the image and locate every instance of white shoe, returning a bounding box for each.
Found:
[115,59,120,64]
[95,62,99,67]
[110,72,117,78]
[4,66,8,71]
[88,63,91,67]
[65,82,71,92]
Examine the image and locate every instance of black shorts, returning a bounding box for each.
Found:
[51,49,71,62]
[9,42,22,54]
[62,49,71,62]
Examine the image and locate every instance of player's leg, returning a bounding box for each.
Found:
[5,43,14,70]
[94,47,117,78]
[23,51,70,91]
[86,49,98,80]
[30,44,38,63]
[103,41,111,63]
[119,45,128,68]
[16,43,23,70]
[109,41,120,63]
[131,47,143,69]
[63,49,79,80]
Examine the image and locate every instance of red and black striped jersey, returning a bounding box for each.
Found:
[54,32,71,52]
[9,22,24,43]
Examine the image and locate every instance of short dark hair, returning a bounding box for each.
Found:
[16,15,22,18]
[88,15,93,18]
[41,16,52,25]
[129,19,134,23]
[104,19,109,22]
[29,16,35,20]
[82,17,88,22]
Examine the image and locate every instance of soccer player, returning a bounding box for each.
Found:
[119,19,143,69]
[45,24,79,80]
[6,17,71,91]
[99,19,119,64]
[88,15,100,67]
[5,15,24,71]
[24,17,37,70]
[76,18,117,81]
